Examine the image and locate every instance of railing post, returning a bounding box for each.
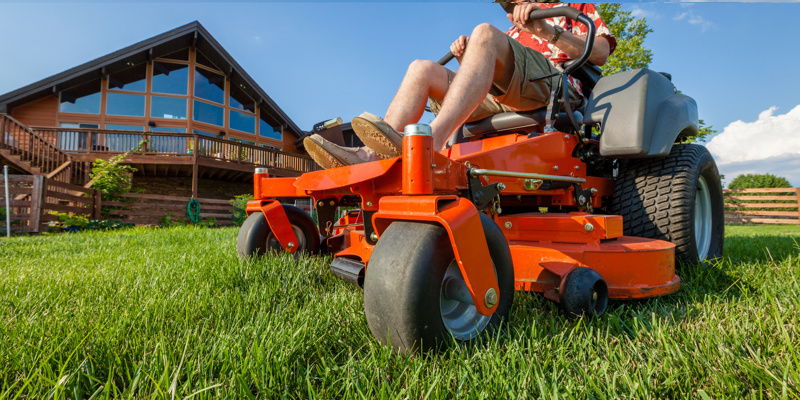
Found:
[796,188,800,223]
[29,176,44,233]
[142,133,149,154]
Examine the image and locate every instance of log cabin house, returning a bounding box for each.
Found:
[0,21,319,203]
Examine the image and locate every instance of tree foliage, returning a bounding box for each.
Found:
[728,173,792,190]
[596,4,653,75]
[90,152,138,202]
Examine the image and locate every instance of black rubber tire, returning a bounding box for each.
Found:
[236,205,320,258]
[560,267,608,318]
[610,144,724,265]
[363,213,515,353]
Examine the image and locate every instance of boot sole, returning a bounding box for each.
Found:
[304,139,345,169]
[352,118,402,158]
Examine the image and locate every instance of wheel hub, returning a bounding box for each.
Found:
[694,176,713,262]
[266,224,305,256]
[440,261,492,341]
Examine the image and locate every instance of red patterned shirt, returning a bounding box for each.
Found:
[505,3,616,97]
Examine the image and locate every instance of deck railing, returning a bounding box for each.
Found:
[32,127,319,173]
[1,114,72,180]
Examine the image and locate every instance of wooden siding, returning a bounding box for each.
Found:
[9,95,58,128]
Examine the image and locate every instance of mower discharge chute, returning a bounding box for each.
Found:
[237,6,724,353]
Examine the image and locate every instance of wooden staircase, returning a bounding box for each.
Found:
[1,114,72,184]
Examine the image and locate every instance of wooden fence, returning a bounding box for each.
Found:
[102,193,233,226]
[724,188,800,225]
[0,175,100,233]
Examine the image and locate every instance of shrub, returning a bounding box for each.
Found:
[47,212,132,231]
[159,213,184,227]
[90,152,138,202]
[231,194,254,226]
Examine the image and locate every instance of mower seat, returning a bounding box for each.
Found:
[460,108,582,139]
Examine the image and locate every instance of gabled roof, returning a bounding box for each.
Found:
[0,21,304,137]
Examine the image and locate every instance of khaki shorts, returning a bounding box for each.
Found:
[429,36,580,123]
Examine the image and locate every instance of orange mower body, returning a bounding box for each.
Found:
[243,130,680,314]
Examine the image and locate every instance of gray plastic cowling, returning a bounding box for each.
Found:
[583,68,698,158]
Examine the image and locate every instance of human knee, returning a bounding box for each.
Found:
[471,23,504,45]
[407,59,440,77]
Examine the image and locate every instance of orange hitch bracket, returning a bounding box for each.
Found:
[246,199,300,253]
[373,195,500,317]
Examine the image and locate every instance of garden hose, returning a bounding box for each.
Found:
[187,198,201,224]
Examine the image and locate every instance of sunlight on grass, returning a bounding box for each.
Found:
[1,225,798,398]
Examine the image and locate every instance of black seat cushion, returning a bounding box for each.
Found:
[461,108,583,138]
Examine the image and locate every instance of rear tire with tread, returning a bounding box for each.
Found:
[610,144,724,265]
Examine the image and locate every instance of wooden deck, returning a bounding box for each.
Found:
[29,127,318,190]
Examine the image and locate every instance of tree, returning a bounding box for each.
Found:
[728,173,792,190]
[596,4,653,75]
[596,4,716,142]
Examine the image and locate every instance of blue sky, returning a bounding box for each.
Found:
[1,1,798,185]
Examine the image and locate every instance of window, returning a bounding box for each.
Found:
[59,81,101,114]
[194,67,225,104]
[148,128,187,153]
[259,116,281,140]
[106,92,145,117]
[196,50,220,70]
[104,125,143,152]
[230,84,255,113]
[105,124,143,131]
[230,109,255,134]
[152,62,188,95]
[107,64,146,92]
[150,127,186,133]
[193,100,224,127]
[150,96,187,119]
[193,129,219,138]
[58,122,99,150]
[230,137,255,146]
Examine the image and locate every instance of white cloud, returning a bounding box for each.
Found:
[707,105,800,186]
[673,8,713,32]
[629,6,653,19]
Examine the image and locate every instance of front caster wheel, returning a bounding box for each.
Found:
[236,205,320,258]
[560,267,608,318]
[364,213,515,353]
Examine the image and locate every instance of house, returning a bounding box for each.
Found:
[0,21,318,200]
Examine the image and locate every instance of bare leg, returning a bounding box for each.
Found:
[430,23,516,149]
[383,59,450,132]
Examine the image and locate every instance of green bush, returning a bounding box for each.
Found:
[47,212,132,231]
[231,194,254,226]
[90,152,138,202]
[728,173,792,189]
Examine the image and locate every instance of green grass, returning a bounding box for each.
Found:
[1,225,799,399]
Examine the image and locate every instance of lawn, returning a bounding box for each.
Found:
[1,224,798,399]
